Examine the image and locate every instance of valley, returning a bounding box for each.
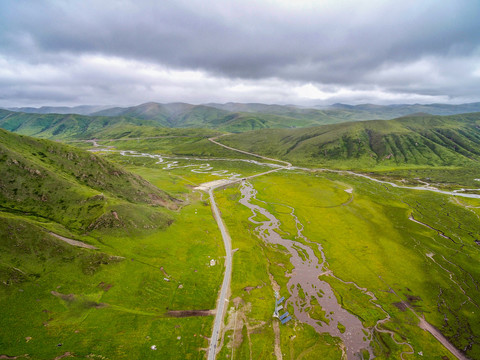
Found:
[2,1,480,359]
[1,110,480,359]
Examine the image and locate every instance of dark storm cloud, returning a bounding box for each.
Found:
[0,0,479,106]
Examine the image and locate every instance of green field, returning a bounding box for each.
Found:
[2,119,480,359]
[214,170,480,359]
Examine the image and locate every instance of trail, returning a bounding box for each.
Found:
[333,170,480,199]
[209,135,292,167]
[49,232,97,249]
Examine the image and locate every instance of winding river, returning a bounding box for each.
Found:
[239,180,374,359]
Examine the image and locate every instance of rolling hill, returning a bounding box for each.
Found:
[0,109,162,140]
[0,106,313,136]
[4,101,480,135]
[92,101,320,131]
[0,128,177,233]
[8,101,480,123]
[219,112,480,170]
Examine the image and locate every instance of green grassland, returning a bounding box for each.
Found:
[213,170,480,359]
[3,109,480,360]
[0,195,224,359]
[0,129,236,359]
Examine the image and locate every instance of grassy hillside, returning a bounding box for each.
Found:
[0,130,227,359]
[221,112,480,170]
[0,128,176,233]
[326,102,480,118]
[0,109,160,140]
[6,101,480,135]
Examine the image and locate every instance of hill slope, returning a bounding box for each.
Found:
[325,102,480,118]
[0,109,160,140]
[5,101,480,135]
[220,112,480,169]
[0,128,176,233]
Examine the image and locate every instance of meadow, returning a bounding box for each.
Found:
[2,130,480,359]
[213,169,480,359]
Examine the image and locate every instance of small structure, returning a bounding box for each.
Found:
[273,294,292,325]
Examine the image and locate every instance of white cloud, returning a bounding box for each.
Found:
[0,0,479,107]
[0,53,476,107]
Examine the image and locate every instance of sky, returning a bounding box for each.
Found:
[0,0,479,107]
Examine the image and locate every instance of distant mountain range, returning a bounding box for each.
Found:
[2,101,480,137]
[7,101,480,119]
[323,102,480,118]
[6,105,113,115]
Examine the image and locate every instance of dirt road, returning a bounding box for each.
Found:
[205,139,291,359]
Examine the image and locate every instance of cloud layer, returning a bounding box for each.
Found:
[1,0,479,106]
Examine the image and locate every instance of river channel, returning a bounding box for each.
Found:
[239,180,373,359]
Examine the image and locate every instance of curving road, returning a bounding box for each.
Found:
[208,135,292,167]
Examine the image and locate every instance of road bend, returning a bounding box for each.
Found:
[208,135,292,167]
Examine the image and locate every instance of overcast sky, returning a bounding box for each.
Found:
[1,0,479,107]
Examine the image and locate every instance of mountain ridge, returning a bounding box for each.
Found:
[4,101,480,134]
[219,112,480,170]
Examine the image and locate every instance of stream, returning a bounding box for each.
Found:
[239,180,374,359]
[90,148,281,180]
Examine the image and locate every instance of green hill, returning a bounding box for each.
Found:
[0,130,224,359]
[220,112,480,170]
[93,101,316,131]
[6,101,480,135]
[0,109,159,140]
[0,128,176,233]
